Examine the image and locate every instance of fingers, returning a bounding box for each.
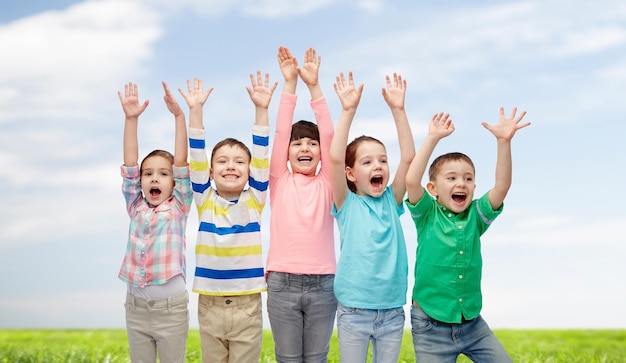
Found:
[384,73,406,89]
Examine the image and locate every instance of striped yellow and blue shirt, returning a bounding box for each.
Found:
[189,125,269,296]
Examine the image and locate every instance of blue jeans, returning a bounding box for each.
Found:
[267,272,337,363]
[411,304,512,363]
[336,303,405,363]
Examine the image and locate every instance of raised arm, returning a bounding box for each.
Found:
[406,113,455,204]
[482,107,530,210]
[162,81,187,167]
[330,72,364,210]
[381,73,415,205]
[179,77,213,130]
[272,47,299,178]
[298,47,323,101]
[245,70,278,127]
[119,82,149,167]
[278,46,298,95]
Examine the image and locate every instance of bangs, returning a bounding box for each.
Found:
[290,120,319,142]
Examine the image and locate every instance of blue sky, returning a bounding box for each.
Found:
[1,0,625,330]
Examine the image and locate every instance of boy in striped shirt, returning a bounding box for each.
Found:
[180,72,276,363]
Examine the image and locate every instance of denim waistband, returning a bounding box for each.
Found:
[412,300,474,324]
[268,271,334,287]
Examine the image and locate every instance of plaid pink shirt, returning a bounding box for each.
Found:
[119,165,193,288]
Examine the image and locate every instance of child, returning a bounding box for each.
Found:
[181,73,276,363]
[330,72,415,363]
[405,108,530,362]
[265,46,337,362]
[118,81,193,363]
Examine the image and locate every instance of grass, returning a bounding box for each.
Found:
[0,329,624,362]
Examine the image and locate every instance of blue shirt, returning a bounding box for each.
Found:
[332,186,408,309]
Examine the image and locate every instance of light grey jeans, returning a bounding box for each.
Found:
[125,291,189,363]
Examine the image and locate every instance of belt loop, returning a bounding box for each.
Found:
[286,272,290,288]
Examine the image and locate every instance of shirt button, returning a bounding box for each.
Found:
[448,213,453,217]
[148,301,155,307]
[459,298,463,303]
[225,299,232,305]
[459,275,463,279]
[459,251,464,255]
[458,225,463,229]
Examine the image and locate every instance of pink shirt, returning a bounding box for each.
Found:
[266,93,336,275]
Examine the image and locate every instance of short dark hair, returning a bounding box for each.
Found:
[428,152,475,181]
[290,120,320,142]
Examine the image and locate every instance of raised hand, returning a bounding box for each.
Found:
[162,81,183,117]
[382,73,406,111]
[277,46,298,83]
[118,82,149,119]
[246,70,278,109]
[481,107,530,141]
[179,77,213,109]
[298,47,321,87]
[333,72,363,111]
[428,112,455,140]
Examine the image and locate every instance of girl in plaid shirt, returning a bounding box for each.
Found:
[118,81,193,363]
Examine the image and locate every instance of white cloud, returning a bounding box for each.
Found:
[147,0,336,18]
[0,0,161,122]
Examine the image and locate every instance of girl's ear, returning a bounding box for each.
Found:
[345,166,356,183]
[426,180,438,198]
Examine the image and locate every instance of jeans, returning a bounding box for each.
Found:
[411,304,512,363]
[267,272,337,363]
[125,291,189,363]
[336,303,405,363]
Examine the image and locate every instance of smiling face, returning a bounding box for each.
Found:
[346,139,389,197]
[427,157,476,213]
[140,155,175,207]
[210,143,250,199]
[288,137,321,176]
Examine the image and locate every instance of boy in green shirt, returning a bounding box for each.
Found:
[405,108,530,362]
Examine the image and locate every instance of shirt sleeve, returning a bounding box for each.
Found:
[270,93,297,184]
[188,127,211,208]
[173,165,193,216]
[311,96,334,181]
[249,124,270,207]
[120,165,143,217]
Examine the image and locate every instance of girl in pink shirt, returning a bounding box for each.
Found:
[266,46,337,362]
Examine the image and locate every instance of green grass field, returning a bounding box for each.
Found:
[0,329,624,362]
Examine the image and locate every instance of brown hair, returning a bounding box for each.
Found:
[345,135,385,193]
[211,138,251,165]
[140,149,174,172]
[290,120,320,142]
[428,152,475,181]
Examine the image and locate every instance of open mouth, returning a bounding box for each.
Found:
[371,175,384,188]
[452,193,466,203]
[150,187,162,197]
[298,157,312,162]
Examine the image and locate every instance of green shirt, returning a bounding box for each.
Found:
[405,189,502,323]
